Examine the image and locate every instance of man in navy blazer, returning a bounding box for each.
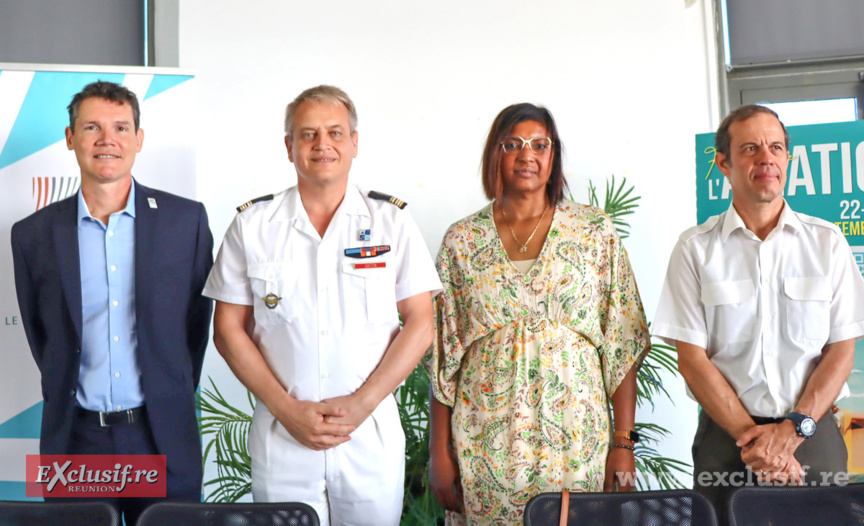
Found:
[11,81,212,524]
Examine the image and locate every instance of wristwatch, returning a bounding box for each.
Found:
[614,429,641,443]
[785,412,816,439]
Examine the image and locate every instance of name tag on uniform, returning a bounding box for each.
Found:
[344,245,390,258]
[354,262,386,270]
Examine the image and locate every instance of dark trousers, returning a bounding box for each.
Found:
[53,408,200,526]
[692,410,847,524]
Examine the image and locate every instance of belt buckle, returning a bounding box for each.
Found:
[97,408,137,427]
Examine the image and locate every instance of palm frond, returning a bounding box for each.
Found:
[197,377,254,503]
[586,175,642,239]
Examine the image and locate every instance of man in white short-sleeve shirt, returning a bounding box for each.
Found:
[654,105,864,517]
[203,85,441,526]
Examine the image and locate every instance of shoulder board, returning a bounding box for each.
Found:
[368,190,407,209]
[236,194,274,213]
[679,215,721,242]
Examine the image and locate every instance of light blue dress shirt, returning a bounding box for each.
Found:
[77,183,144,412]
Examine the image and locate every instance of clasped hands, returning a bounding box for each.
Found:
[736,421,806,485]
[272,393,376,451]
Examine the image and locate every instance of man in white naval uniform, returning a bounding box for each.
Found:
[203,85,441,525]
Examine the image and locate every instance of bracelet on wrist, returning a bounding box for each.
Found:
[613,443,635,451]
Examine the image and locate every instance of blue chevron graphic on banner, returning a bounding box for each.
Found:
[144,75,192,101]
[0,402,42,439]
[0,71,125,170]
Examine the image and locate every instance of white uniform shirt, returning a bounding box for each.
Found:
[203,184,441,521]
[654,201,864,417]
[203,184,442,402]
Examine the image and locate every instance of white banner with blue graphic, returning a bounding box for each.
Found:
[696,120,864,481]
[0,65,197,500]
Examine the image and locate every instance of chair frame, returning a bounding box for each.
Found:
[524,489,719,526]
[136,500,320,526]
[0,500,120,526]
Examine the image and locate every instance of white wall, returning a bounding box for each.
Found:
[179,0,720,490]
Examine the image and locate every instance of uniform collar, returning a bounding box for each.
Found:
[270,183,371,224]
[720,199,800,242]
[77,179,137,223]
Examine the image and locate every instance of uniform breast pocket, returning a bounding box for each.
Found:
[702,279,756,344]
[784,277,831,342]
[341,259,399,324]
[247,264,297,325]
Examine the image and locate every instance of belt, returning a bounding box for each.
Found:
[751,415,784,425]
[77,406,146,427]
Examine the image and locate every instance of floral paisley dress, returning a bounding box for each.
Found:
[425,201,650,525]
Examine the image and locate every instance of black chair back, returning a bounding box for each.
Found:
[728,483,864,526]
[0,500,120,526]
[137,501,320,526]
[525,489,718,526]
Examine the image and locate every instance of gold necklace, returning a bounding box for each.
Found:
[500,203,549,253]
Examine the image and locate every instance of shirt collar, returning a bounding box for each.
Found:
[271,183,371,223]
[775,199,802,233]
[720,198,800,242]
[77,180,137,223]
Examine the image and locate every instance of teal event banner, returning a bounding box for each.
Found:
[696,119,864,481]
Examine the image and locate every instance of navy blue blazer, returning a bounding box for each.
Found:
[10,181,213,484]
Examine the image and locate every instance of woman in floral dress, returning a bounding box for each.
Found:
[425,103,650,525]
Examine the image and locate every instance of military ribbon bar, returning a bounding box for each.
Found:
[344,245,391,258]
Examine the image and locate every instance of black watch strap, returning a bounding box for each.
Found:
[614,429,641,443]
[785,412,816,438]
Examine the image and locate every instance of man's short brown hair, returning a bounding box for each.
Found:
[715,104,789,160]
[67,81,141,131]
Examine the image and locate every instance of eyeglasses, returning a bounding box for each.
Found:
[500,136,553,154]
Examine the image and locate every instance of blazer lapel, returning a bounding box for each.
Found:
[134,182,156,314]
[53,197,83,346]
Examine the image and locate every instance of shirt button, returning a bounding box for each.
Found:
[116,405,122,410]
[112,301,119,307]
[108,231,114,237]
[322,372,329,379]
[70,389,76,397]
[320,329,329,336]
[110,265,117,271]
[75,348,81,354]
[113,336,119,342]
[114,372,121,378]
[766,314,773,322]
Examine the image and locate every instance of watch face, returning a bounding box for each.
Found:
[800,418,817,437]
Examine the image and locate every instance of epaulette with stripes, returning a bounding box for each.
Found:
[368,190,407,209]
[236,194,274,212]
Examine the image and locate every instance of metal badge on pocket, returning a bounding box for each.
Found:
[262,293,282,310]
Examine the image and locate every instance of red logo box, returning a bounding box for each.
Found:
[26,455,166,498]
